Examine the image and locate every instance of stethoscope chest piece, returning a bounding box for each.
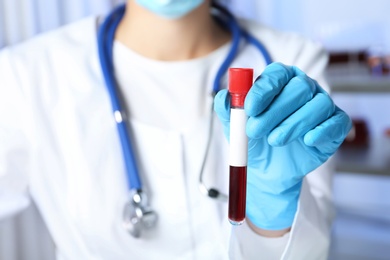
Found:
[122,190,158,238]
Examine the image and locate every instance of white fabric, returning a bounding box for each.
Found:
[113,40,230,131]
[0,15,332,260]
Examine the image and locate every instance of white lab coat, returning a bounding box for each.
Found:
[0,15,333,260]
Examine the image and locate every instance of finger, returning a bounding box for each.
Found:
[246,74,317,139]
[245,63,305,117]
[214,89,230,122]
[213,89,231,137]
[304,107,353,154]
[267,93,336,146]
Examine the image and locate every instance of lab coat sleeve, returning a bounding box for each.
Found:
[226,25,334,260]
[0,48,31,219]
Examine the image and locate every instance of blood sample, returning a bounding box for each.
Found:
[228,68,253,225]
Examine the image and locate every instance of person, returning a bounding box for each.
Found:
[0,0,351,259]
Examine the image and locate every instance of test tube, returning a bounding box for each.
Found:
[228,68,253,225]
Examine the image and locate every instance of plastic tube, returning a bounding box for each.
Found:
[228,68,253,225]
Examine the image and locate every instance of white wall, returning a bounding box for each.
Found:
[253,0,390,53]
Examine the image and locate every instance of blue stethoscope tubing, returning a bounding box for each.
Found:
[97,3,272,193]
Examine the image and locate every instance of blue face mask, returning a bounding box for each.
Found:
[136,0,205,19]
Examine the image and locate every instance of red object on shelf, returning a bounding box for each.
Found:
[342,118,370,147]
[384,128,390,138]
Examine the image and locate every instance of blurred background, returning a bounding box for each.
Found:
[1,0,389,259]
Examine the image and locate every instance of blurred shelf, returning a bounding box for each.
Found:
[330,77,390,93]
[326,65,390,93]
[335,137,390,175]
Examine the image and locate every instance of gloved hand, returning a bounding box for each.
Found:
[214,62,352,230]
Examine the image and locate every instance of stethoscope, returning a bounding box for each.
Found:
[97,3,272,238]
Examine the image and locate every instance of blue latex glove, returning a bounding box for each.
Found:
[214,62,352,230]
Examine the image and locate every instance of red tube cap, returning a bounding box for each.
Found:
[228,68,254,94]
